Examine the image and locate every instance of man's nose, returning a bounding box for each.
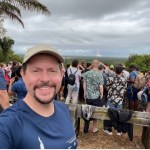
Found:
[41,71,50,82]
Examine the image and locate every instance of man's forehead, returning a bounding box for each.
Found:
[28,53,60,63]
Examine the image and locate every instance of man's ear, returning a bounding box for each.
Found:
[20,68,24,77]
[61,68,65,77]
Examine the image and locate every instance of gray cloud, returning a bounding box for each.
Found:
[3,0,150,58]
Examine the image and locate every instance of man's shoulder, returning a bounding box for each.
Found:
[123,70,129,75]
[0,103,23,126]
[68,67,77,73]
[82,70,93,77]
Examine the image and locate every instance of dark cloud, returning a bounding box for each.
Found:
[3,0,150,58]
[42,0,139,19]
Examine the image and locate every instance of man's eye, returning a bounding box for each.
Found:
[50,70,56,72]
[48,69,57,73]
[33,70,39,72]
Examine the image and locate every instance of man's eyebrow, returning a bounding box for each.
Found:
[31,66,58,70]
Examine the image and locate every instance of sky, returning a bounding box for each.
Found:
[3,0,150,58]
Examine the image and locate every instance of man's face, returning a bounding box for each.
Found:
[21,54,64,104]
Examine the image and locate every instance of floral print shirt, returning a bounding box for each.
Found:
[83,70,104,99]
[106,74,127,105]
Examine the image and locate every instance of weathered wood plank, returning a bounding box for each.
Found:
[71,104,150,126]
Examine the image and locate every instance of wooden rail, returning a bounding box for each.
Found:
[67,104,150,149]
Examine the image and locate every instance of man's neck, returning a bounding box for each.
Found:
[24,95,54,117]
[92,67,98,70]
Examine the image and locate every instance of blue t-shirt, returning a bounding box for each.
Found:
[129,71,137,79]
[0,68,6,90]
[0,100,77,149]
[11,78,27,99]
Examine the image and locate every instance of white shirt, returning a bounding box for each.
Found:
[67,67,81,87]
[122,70,129,80]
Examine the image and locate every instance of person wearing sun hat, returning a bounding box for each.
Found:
[0,44,77,149]
[110,65,114,70]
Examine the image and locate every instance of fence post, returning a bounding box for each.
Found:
[142,127,150,149]
[67,104,80,135]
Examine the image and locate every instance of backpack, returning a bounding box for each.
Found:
[102,72,109,89]
[141,87,150,103]
[134,72,146,90]
[147,80,150,87]
[68,68,78,85]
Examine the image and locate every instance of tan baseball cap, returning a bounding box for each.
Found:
[23,44,64,64]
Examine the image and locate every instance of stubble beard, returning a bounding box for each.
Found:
[33,82,57,104]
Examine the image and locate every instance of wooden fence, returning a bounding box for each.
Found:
[68,104,150,149]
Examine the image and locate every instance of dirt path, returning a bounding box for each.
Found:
[77,120,145,149]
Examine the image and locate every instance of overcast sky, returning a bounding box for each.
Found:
[4,0,150,58]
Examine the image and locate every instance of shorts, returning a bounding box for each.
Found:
[107,100,123,109]
[86,97,102,107]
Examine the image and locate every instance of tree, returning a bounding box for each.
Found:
[0,0,50,27]
[0,16,6,38]
[8,50,23,63]
[125,54,150,72]
[0,36,14,62]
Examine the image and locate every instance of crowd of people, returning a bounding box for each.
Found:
[63,58,150,135]
[62,59,150,110]
[0,44,149,148]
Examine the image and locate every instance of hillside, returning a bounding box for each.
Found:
[64,56,127,66]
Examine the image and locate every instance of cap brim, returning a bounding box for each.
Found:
[23,45,64,64]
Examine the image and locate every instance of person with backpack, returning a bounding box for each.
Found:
[137,78,150,111]
[133,71,146,91]
[65,60,81,104]
[127,65,139,110]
